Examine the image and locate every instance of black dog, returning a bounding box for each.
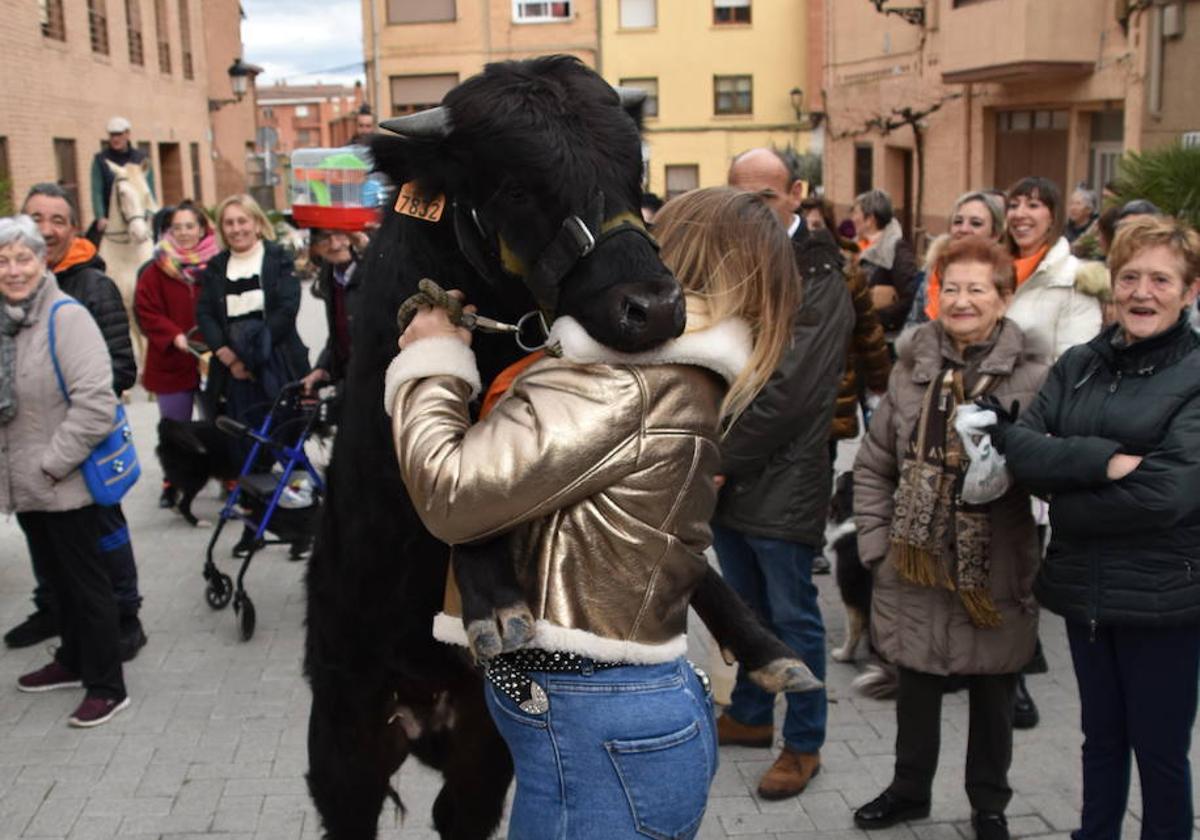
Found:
[155,418,240,526]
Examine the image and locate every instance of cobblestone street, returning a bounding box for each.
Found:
[0,290,1195,839]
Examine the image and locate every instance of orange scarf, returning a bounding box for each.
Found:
[52,237,98,274]
[924,268,943,321]
[1013,244,1049,288]
[479,351,545,419]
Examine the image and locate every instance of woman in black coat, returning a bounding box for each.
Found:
[195,194,309,423]
[995,216,1200,840]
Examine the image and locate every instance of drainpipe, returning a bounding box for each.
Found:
[369,0,382,113]
[963,83,973,193]
[1147,5,1164,118]
[594,0,602,74]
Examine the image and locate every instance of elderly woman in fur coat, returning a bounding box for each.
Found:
[852,236,1050,840]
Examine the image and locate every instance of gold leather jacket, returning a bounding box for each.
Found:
[385,309,751,663]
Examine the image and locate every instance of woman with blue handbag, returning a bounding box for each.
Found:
[0,216,129,728]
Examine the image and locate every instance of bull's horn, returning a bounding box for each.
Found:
[381,106,452,139]
[615,87,647,109]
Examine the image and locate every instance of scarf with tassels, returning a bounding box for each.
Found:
[0,272,51,425]
[888,366,1002,628]
[155,231,219,284]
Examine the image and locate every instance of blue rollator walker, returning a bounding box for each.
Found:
[203,381,330,641]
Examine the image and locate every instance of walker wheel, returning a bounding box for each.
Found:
[205,573,234,610]
[234,594,257,641]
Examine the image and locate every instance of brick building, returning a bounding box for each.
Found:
[819,0,1200,241]
[256,81,366,154]
[0,0,258,220]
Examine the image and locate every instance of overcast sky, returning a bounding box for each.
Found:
[242,0,365,88]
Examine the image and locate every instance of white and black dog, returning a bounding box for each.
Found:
[828,471,898,699]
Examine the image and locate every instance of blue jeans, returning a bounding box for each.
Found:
[1066,621,1200,840]
[711,525,827,753]
[484,657,718,840]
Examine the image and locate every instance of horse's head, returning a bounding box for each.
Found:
[371,55,684,354]
[105,160,158,244]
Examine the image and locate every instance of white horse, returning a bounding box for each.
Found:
[97,160,158,369]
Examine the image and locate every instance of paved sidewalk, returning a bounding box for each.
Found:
[0,290,1195,838]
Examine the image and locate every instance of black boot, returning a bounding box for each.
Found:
[158,483,177,509]
[972,811,1009,840]
[854,791,931,829]
[4,609,58,649]
[1013,674,1039,730]
[119,615,148,662]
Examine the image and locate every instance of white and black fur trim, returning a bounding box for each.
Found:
[548,315,752,384]
[432,612,688,664]
[384,336,482,416]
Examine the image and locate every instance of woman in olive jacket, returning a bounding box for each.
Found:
[997,217,1200,840]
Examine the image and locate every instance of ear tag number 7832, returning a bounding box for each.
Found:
[395,182,445,223]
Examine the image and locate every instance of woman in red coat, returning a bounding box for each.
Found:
[134,200,219,505]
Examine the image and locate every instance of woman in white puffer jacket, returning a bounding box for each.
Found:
[1003,177,1103,362]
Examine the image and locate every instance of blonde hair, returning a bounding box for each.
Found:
[1108,215,1200,283]
[214,193,276,249]
[654,187,799,426]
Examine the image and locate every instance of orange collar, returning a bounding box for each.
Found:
[1013,244,1050,288]
[479,351,546,419]
[52,237,97,274]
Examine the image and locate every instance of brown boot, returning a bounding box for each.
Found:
[715,714,774,748]
[756,747,820,800]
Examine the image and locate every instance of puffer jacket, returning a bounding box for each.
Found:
[0,275,119,513]
[1005,237,1102,362]
[854,320,1050,675]
[54,240,137,395]
[1002,317,1200,629]
[714,229,854,546]
[831,260,891,440]
[386,306,748,664]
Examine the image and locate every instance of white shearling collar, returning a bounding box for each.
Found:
[547,315,752,384]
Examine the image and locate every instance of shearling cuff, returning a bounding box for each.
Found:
[383,336,482,416]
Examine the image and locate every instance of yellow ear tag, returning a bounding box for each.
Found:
[394,181,445,222]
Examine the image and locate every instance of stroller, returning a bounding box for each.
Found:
[202,381,332,640]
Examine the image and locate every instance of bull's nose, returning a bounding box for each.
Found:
[616,284,685,340]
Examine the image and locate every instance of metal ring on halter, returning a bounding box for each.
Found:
[515,311,551,353]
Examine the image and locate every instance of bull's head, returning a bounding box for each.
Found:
[371,55,684,354]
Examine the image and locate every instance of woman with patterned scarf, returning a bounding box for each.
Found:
[851,236,1050,840]
[134,200,219,506]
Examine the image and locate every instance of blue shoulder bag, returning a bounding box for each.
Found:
[47,299,141,506]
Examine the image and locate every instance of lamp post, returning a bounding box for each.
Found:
[209,58,259,112]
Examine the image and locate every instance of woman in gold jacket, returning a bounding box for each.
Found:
[385,188,799,839]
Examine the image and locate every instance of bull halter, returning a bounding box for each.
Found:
[452,189,658,321]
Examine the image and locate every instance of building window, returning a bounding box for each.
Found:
[619,0,655,28]
[0,138,11,215]
[713,75,752,115]
[88,0,110,54]
[713,0,750,25]
[619,77,658,118]
[153,0,170,72]
[513,1,571,23]
[294,105,310,118]
[178,0,193,79]
[854,144,873,196]
[53,138,80,212]
[388,0,455,24]
[124,0,144,66]
[296,129,319,148]
[665,164,698,199]
[40,0,67,40]
[189,142,202,203]
[390,73,459,116]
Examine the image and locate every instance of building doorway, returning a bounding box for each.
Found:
[993,109,1069,193]
[158,142,183,206]
[884,146,913,239]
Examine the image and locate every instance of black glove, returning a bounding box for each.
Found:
[974,395,1020,454]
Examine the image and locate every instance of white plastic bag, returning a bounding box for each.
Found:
[954,404,1011,505]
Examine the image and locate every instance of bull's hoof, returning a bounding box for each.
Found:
[498,604,535,653]
[466,619,504,661]
[749,658,823,694]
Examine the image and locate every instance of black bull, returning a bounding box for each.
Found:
[304,55,813,839]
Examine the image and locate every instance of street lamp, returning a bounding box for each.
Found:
[209,58,260,112]
[789,87,825,129]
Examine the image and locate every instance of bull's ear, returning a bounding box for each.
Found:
[380,106,452,139]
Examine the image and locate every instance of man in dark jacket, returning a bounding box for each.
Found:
[717,149,855,800]
[301,229,362,393]
[89,116,155,238]
[10,184,146,661]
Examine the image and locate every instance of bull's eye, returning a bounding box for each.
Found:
[504,182,530,203]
